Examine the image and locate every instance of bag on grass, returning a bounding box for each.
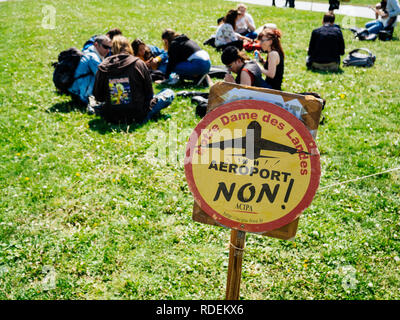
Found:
[52,47,90,93]
[378,29,393,41]
[343,48,376,67]
[243,41,261,52]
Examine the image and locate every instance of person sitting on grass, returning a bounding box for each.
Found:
[365,0,400,35]
[82,28,122,54]
[221,45,269,88]
[92,35,174,124]
[256,28,285,91]
[215,9,253,51]
[306,13,345,72]
[236,3,258,40]
[131,38,169,75]
[160,29,212,86]
[68,35,112,108]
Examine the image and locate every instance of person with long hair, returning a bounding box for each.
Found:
[131,38,168,74]
[161,29,211,86]
[93,35,174,124]
[256,28,285,90]
[215,9,252,51]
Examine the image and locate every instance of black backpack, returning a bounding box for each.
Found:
[52,47,90,93]
[343,48,376,67]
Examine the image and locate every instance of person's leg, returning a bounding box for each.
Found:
[142,89,175,123]
[173,59,211,80]
[365,20,378,29]
[245,31,258,40]
[366,20,383,34]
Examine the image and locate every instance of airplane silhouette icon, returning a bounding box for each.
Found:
[203,121,310,160]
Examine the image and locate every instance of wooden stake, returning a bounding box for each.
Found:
[225,229,246,300]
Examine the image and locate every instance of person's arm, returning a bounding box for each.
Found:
[387,0,400,17]
[307,30,316,57]
[239,70,253,86]
[165,43,178,77]
[224,73,235,83]
[338,32,345,56]
[236,33,253,42]
[245,13,256,31]
[261,51,280,79]
[93,70,107,102]
[149,45,168,63]
[87,53,101,75]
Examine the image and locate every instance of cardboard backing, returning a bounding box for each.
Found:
[192,82,323,240]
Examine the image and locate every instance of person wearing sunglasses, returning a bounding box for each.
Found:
[93,35,174,124]
[68,35,112,107]
[82,28,122,56]
[221,45,269,88]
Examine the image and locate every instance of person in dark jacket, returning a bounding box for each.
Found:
[161,29,211,85]
[306,13,345,71]
[93,36,174,124]
[329,0,340,13]
[221,46,269,88]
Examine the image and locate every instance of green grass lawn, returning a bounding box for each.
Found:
[0,0,399,300]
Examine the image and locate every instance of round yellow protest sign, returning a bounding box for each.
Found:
[185,100,320,232]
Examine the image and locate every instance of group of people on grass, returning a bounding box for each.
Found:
[65,1,399,125]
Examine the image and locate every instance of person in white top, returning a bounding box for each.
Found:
[215,9,252,51]
[365,0,400,34]
[235,3,258,39]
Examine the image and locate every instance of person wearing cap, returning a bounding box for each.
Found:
[221,46,269,88]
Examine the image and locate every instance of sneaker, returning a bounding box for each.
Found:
[165,73,180,85]
[87,102,104,115]
[87,104,96,115]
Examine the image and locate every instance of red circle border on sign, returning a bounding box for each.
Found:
[184,100,321,233]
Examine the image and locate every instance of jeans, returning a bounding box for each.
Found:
[142,88,175,123]
[365,20,384,34]
[244,31,258,40]
[173,59,211,79]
